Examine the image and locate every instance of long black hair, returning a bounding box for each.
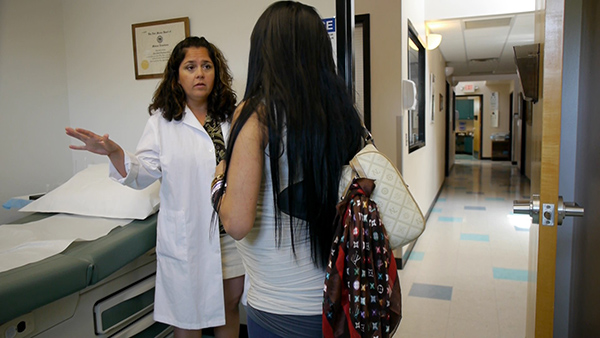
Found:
[148,36,236,122]
[225,1,362,267]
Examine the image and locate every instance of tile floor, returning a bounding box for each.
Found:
[394,155,532,338]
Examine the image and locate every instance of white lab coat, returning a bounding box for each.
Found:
[109,107,229,329]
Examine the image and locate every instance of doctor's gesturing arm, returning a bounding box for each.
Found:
[65,127,126,177]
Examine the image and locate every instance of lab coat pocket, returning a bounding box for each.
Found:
[156,209,188,261]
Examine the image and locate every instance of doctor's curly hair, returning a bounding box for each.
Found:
[148,36,237,123]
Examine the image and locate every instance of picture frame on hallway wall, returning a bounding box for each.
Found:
[132,17,190,80]
[430,73,435,123]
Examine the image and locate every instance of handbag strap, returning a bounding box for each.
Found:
[350,125,374,178]
[341,124,375,196]
[350,156,366,178]
[361,124,375,146]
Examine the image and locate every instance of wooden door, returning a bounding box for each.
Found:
[526,0,564,336]
[528,1,600,336]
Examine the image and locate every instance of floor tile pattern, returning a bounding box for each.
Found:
[395,157,530,338]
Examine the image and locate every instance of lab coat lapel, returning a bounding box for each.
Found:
[182,106,208,134]
[221,120,231,147]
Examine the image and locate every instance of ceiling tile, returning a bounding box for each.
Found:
[426,10,534,77]
[464,26,511,59]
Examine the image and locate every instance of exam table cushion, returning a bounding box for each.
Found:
[20,163,160,220]
[63,213,158,284]
[0,212,158,324]
[0,251,90,325]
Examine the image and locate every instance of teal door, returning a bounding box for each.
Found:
[456,99,474,120]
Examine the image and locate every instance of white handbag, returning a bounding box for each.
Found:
[339,133,425,249]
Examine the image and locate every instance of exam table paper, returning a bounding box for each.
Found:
[0,214,131,273]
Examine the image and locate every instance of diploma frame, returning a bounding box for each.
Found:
[132,17,190,79]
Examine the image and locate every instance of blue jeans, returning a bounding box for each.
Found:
[245,305,323,338]
[246,315,285,338]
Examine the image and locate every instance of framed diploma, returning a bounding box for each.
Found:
[132,17,190,79]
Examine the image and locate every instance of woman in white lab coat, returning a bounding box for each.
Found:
[66,37,244,338]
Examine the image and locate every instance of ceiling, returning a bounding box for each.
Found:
[427,12,535,78]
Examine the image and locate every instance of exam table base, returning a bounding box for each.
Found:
[1,250,172,338]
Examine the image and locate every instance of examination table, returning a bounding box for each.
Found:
[0,212,173,337]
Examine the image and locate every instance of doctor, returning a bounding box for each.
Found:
[66,37,244,338]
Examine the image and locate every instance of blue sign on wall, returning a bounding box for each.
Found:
[322,18,336,65]
[322,18,335,33]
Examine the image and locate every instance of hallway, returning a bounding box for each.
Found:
[395,156,531,338]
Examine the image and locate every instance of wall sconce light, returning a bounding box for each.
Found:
[427,34,442,50]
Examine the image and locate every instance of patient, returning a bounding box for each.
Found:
[213,2,362,337]
[66,36,244,338]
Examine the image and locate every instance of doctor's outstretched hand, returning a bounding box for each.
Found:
[65,127,126,177]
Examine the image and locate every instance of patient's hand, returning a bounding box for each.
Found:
[65,127,121,156]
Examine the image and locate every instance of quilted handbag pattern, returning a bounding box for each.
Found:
[339,144,425,249]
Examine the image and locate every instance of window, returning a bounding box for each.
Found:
[408,23,425,152]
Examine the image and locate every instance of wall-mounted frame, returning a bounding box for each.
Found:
[132,17,190,79]
[355,14,371,131]
[407,21,426,152]
[430,73,436,123]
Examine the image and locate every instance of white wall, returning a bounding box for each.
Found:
[354,0,448,218]
[0,0,73,224]
[0,0,334,224]
[355,0,402,166]
[400,0,447,214]
[428,47,450,182]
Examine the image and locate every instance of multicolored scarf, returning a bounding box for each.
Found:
[323,178,402,338]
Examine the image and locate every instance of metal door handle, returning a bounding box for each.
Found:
[513,194,583,226]
[557,196,584,225]
[513,194,540,224]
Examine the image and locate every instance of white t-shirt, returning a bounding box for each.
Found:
[235,144,326,316]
